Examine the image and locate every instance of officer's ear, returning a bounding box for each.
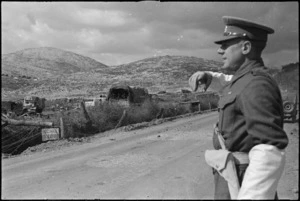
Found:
[241,40,252,55]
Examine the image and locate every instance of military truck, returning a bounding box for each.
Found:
[22,96,46,115]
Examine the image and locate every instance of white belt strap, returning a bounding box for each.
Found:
[205,150,241,199]
[232,152,249,164]
[205,124,242,199]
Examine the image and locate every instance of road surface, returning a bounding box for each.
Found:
[2,111,298,199]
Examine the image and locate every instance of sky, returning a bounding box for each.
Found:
[1,1,299,68]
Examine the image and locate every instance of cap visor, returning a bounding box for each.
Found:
[214,36,240,44]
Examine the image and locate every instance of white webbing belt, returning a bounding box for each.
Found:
[210,125,249,199]
[215,126,249,165]
[232,152,249,165]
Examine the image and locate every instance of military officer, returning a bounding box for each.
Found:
[189,16,289,199]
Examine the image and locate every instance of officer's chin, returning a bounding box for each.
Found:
[220,64,235,74]
[221,63,229,70]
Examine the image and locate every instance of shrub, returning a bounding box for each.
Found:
[125,99,160,125]
[197,93,219,111]
[157,102,191,118]
[87,101,127,132]
[60,93,219,138]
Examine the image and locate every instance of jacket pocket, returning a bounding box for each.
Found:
[219,94,237,110]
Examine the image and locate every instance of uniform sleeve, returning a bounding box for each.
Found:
[237,144,286,199]
[189,71,233,92]
[207,71,233,86]
[238,76,288,149]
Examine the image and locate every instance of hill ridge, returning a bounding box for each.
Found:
[2,47,298,100]
[1,47,108,78]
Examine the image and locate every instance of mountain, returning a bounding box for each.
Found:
[1,47,108,78]
[106,55,222,92]
[1,48,224,100]
[2,47,298,101]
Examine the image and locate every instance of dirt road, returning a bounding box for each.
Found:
[2,112,298,199]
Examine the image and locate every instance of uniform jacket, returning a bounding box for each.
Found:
[213,58,289,152]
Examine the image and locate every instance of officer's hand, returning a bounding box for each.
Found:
[188,71,212,92]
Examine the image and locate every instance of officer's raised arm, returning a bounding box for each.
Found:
[188,71,233,92]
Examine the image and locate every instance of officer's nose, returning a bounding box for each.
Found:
[217,46,225,55]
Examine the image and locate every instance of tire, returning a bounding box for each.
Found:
[292,114,296,122]
[283,101,295,114]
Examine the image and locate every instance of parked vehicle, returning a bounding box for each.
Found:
[282,92,298,122]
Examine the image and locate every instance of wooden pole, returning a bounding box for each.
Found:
[115,110,127,129]
[80,101,90,121]
[60,117,64,139]
[156,108,164,119]
[80,101,92,124]
[1,118,53,127]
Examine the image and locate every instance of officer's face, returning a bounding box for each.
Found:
[217,38,245,71]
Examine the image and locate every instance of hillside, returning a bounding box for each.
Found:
[1,49,223,100]
[1,47,108,79]
[1,47,298,100]
[107,55,222,92]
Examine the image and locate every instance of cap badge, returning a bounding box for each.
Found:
[224,26,247,37]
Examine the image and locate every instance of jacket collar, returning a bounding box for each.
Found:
[229,58,265,86]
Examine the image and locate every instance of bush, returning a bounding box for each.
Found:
[59,93,219,138]
[125,100,160,125]
[87,101,127,132]
[157,102,191,118]
[59,98,194,138]
[197,93,219,110]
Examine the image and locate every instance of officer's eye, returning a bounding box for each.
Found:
[220,43,229,49]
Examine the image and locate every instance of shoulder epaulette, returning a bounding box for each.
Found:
[251,68,271,79]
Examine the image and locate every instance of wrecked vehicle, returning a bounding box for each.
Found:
[106,85,150,107]
[1,100,23,116]
[22,96,46,114]
[99,92,107,102]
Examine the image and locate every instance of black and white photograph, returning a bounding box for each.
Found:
[2,1,299,199]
